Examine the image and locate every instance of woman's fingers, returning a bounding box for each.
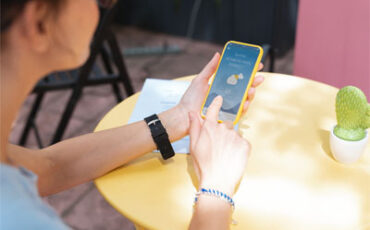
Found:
[247,87,256,101]
[242,101,250,114]
[205,96,223,122]
[258,63,264,71]
[198,53,220,80]
[252,75,264,87]
[243,76,263,106]
[239,75,264,115]
[241,75,264,112]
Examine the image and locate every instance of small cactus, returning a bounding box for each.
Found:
[334,86,370,141]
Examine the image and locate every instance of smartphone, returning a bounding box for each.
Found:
[201,41,263,125]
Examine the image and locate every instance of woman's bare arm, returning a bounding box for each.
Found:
[8,106,187,196]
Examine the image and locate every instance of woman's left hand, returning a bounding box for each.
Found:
[177,52,265,133]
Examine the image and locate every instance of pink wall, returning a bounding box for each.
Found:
[294,0,370,98]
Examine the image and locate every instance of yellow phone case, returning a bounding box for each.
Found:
[200,40,263,125]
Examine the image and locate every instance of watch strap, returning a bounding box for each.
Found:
[144,114,175,160]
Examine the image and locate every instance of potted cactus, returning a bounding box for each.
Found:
[330,86,370,163]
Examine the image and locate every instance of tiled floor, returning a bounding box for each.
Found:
[9,26,294,230]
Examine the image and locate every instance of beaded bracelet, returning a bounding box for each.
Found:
[194,188,235,211]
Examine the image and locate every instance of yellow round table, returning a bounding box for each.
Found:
[94,73,370,230]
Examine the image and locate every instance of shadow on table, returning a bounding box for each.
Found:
[239,75,337,159]
[238,76,369,227]
[318,129,334,161]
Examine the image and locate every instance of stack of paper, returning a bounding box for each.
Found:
[128,79,191,154]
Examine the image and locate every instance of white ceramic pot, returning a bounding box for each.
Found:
[330,126,369,164]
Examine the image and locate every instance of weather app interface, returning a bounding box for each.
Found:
[203,43,260,121]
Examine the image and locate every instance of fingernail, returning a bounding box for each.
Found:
[215,95,223,103]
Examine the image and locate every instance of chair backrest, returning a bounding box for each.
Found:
[293,0,370,98]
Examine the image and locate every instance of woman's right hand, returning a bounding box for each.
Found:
[189,96,251,196]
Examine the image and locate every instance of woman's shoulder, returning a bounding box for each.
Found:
[0,164,70,230]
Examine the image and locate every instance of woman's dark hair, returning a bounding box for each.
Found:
[1,0,62,32]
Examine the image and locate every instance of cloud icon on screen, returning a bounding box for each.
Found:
[226,73,244,85]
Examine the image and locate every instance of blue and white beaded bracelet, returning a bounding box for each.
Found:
[194,188,235,211]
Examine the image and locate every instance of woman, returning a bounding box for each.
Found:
[0,0,264,229]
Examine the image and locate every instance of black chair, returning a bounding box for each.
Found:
[19,2,134,148]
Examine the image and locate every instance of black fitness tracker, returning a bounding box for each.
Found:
[144,114,175,160]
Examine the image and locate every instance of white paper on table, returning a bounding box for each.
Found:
[128,78,191,154]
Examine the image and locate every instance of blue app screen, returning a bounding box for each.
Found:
[203,43,260,121]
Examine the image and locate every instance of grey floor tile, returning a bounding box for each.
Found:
[62,186,135,230]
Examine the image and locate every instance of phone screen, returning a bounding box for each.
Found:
[202,42,261,122]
